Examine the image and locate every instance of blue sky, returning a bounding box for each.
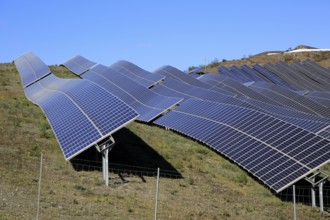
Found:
[1,0,330,71]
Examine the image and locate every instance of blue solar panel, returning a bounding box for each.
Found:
[62,55,96,75]
[229,66,253,83]
[152,77,329,134]
[154,65,212,89]
[79,64,183,122]
[25,83,102,159]
[307,91,330,107]
[155,99,330,192]
[290,62,330,90]
[110,60,165,88]
[151,77,239,103]
[303,60,330,80]
[14,52,51,87]
[40,74,139,135]
[275,62,326,92]
[253,64,297,90]
[240,65,269,82]
[197,74,279,105]
[263,63,307,91]
[250,82,330,118]
[15,52,139,160]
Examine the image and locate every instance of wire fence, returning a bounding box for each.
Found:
[1,154,330,219]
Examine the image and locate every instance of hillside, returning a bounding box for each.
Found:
[0,56,329,219]
[202,49,330,73]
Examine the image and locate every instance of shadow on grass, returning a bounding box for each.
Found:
[70,128,182,179]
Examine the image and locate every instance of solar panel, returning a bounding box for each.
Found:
[62,55,97,75]
[110,60,165,88]
[218,66,245,82]
[275,62,326,92]
[155,98,330,192]
[79,64,183,122]
[253,64,297,90]
[154,65,212,89]
[263,63,307,91]
[304,60,330,79]
[290,62,330,90]
[151,77,328,133]
[240,65,269,82]
[229,66,254,83]
[250,82,330,118]
[15,52,139,160]
[25,83,103,159]
[40,74,139,135]
[307,91,330,107]
[14,52,51,87]
[197,74,279,105]
[151,77,238,103]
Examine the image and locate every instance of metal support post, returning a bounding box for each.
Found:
[319,181,324,212]
[154,168,160,220]
[102,153,105,180]
[311,176,316,207]
[104,148,109,186]
[311,187,316,207]
[293,185,297,220]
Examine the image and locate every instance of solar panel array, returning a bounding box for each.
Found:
[62,57,183,122]
[62,55,96,75]
[16,51,330,193]
[109,60,165,88]
[15,52,139,160]
[14,52,51,87]
[154,99,330,192]
[149,59,330,192]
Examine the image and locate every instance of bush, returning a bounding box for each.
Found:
[283,54,293,62]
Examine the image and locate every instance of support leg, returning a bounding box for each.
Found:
[311,187,316,207]
[319,182,324,212]
[105,148,109,186]
[102,153,105,181]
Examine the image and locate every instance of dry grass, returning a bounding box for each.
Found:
[204,51,330,73]
[0,62,329,219]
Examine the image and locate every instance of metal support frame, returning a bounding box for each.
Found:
[305,169,328,212]
[95,136,115,186]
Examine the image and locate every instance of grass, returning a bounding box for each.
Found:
[1,60,330,219]
[203,51,330,73]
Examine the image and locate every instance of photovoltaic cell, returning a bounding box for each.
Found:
[62,55,96,76]
[250,82,330,118]
[79,64,183,122]
[197,74,279,105]
[253,64,297,90]
[15,52,139,160]
[240,65,269,82]
[110,60,165,88]
[275,62,326,92]
[155,99,330,192]
[14,52,51,87]
[303,60,330,79]
[25,83,102,159]
[154,65,212,89]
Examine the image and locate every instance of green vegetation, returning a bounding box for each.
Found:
[1,61,329,219]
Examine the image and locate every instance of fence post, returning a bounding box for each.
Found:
[154,168,160,220]
[293,185,297,220]
[36,153,43,220]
